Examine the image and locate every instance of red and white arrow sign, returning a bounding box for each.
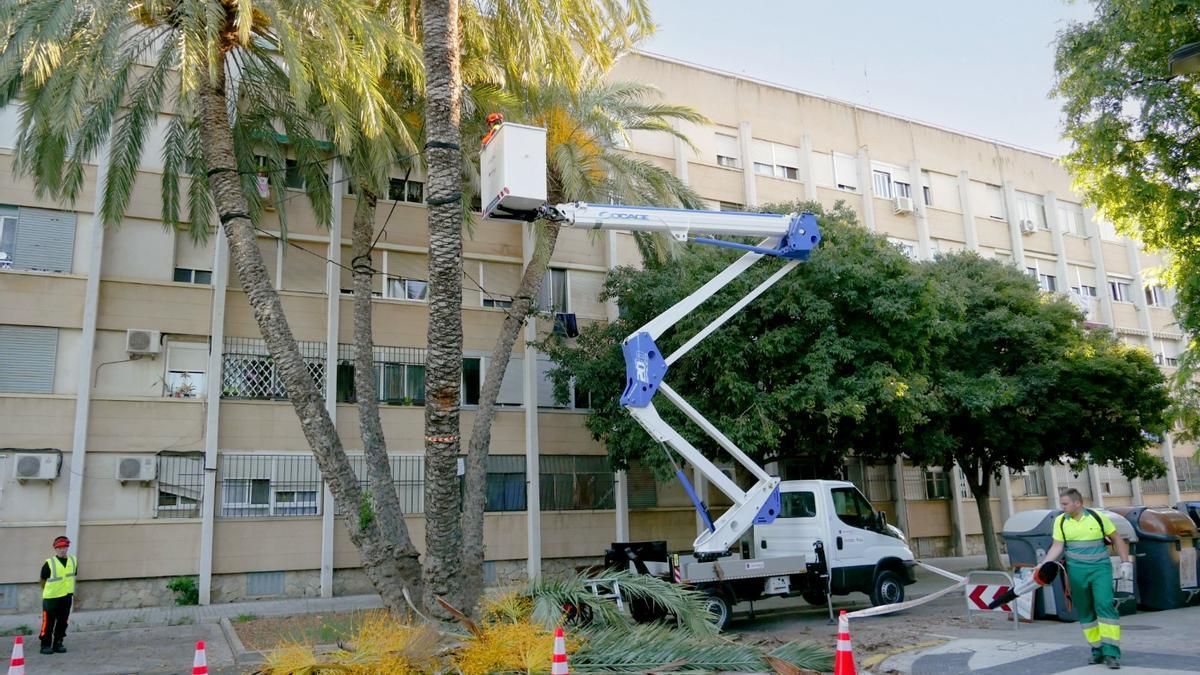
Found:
[967,584,1012,612]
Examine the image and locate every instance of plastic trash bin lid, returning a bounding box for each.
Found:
[1002,509,1055,535]
[1132,508,1199,539]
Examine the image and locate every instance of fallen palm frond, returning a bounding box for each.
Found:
[255,611,441,674]
[568,622,833,673]
[525,569,719,637]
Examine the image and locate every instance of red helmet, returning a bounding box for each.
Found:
[486,112,504,126]
[53,536,70,548]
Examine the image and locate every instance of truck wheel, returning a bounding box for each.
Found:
[702,591,733,630]
[870,570,905,607]
[802,589,828,607]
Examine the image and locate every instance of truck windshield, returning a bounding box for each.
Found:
[831,487,875,529]
[779,491,816,518]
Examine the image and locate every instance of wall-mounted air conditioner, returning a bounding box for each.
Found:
[116,456,157,484]
[13,452,60,482]
[1019,219,1037,235]
[893,196,914,214]
[126,329,162,356]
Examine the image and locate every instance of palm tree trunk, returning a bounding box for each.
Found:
[196,61,419,613]
[460,220,563,613]
[420,0,465,617]
[351,191,423,585]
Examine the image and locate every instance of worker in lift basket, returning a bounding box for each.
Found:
[1036,488,1133,670]
[38,535,78,655]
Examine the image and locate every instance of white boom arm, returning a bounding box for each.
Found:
[548,202,821,557]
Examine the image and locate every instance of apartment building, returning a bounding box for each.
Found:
[607,51,1200,557]
[2,51,1198,613]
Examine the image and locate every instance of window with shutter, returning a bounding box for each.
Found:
[0,325,57,393]
[8,207,76,273]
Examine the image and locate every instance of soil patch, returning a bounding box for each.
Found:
[233,610,378,651]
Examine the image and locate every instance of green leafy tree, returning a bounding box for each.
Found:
[1,0,421,613]
[543,201,937,484]
[907,253,1171,570]
[1053,0,1200,440]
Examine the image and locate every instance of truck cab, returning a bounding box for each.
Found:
[753,480,916,604]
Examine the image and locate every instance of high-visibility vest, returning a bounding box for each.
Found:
[43,555,77,599]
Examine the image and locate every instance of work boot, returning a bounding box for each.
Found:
[39,646,53,655]
[1104,655,1120,670]
[1088,650,1103,665]
[52,644,67,653]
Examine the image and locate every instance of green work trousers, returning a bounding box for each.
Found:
[1068,559,1120,659]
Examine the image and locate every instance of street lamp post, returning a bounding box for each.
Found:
[1169,42,1200,76]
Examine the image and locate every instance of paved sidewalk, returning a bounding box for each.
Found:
[0,593,385,634]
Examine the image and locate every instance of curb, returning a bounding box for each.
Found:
[219,617,265,667]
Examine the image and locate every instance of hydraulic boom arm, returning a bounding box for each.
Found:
[546,202,821,557]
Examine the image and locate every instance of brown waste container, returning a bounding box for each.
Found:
[1109,506,1200,610]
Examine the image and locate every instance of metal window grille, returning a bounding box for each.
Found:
[1178,457,1200,493]
[222,337,325,399]
[246,571,285,596]
[627,463,658,509]
[539,455,615,510]
[485,455,527,512]
[344,454,425,514]
[334,344,427,404]
[156,452,205,519]
[1141,474,1169,494]
[1056,466,1092,500]
[219,454,322,518]
[846,459,893,502]
[903,466,950,500]
[1021,466,1046,497]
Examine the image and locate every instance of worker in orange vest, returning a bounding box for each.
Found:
[481,112,504,148]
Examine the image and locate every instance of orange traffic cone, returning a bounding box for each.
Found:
[192,640,208,675]
[834,610,856,675]
[551,626,569,675]
[7,635,24,675]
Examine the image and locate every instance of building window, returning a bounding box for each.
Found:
[718,201,744,212]
[0,325,57,394]
[1109,279,1133,302]
[1057,204,1085,236]
[538,268,568,313]
[904,466,950,500]
[887,237,918,260]
[872,170,893,198]
[0,211,15,269]
[284,159,305,190]
[715,132,740,169]
[923,185,932,206]
[753,162,773,175]
[484,455,526,512]
[483,297,513,308]
[173,267,212,284]
[833,153,859,191]
[775,165,799,180]
[377,362,425,405]
[1073,284,1098,297]
[1016,191,1047,230]
[385,277,428,301]
[345,454,425,513]
[894,181,912,199]
[222,337,325,400]
[1039,273,1057,293]
[387,177,425,203]
[1145,285,1167,307]
[1022,466,1046,496]
[540,456,615,510]
[156,453,204,519]
[219,454,321,518]
[462,357,481,405]
[0,206,76,273]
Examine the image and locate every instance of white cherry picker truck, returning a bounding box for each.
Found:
[482,122,918,629]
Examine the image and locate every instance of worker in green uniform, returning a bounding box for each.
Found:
[1037,488,1133,670]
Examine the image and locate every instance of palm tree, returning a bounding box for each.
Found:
[415,0,652,616]
[1,0,424,613]
[456,63,706,611]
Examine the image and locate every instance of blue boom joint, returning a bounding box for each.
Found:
[692,212,821,259]
[620,332,667,407]
[754,485,782,525]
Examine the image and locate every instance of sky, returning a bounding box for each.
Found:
[640,0,1097,156]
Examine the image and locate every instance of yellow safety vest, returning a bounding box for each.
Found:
[43,555,77,599]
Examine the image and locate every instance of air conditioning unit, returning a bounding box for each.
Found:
[13,452,60,482]
[892,196,914,214]
[125,329,162,356]
[116,456,157,484]
[1019,219,1037,234]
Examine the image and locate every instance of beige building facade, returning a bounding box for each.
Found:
[1,52,1197,613]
